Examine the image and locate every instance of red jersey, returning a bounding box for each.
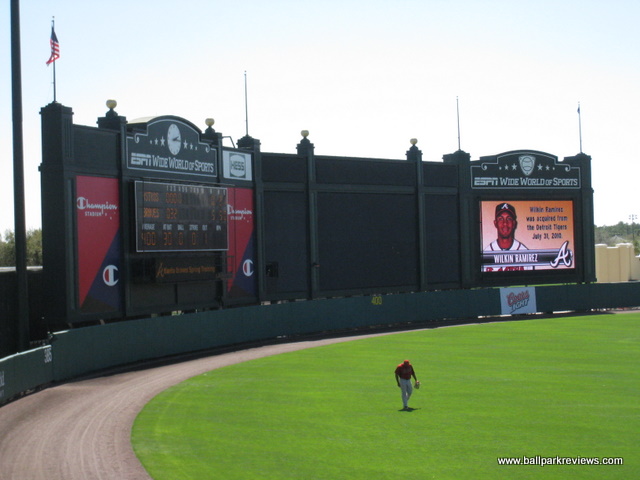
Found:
[395,362,414,379]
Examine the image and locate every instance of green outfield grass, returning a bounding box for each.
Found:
[132,314,639,479]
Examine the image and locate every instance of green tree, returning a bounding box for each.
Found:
[0,230,14,266]
[594,222,640,254]
[0,229,43,267]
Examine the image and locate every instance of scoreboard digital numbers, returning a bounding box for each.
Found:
[135,181,228,252]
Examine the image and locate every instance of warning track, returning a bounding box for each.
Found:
[0,335,381,480]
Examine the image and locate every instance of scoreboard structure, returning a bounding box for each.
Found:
[39,101,595,327]
[40,103,257,325]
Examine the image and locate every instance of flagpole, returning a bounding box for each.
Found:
[52,17,57,102]
[578,102,582,154]
[456,96,461,151]
[244,71,249,136]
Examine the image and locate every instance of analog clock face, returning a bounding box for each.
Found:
[167,124,181,155]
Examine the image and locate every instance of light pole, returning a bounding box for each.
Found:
[11,0,30,352]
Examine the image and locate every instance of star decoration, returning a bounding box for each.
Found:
[160,136,166,146]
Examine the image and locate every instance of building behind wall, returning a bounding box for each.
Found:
[595,243,640,283]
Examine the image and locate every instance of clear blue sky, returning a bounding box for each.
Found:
[1,0,639,234]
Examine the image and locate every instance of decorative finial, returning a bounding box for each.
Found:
[410,138,418,145]
[205,118,215,128]
[301,130,309,138]
[106,99,117,110]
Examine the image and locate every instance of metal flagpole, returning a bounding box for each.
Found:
[456,96,461,151]
[578,102,583,153]
[46,16,59,101]
[52,18,57,102]
[244,71,249,137]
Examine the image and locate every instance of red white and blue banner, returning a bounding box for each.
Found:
[226,187,256,299]
[76,176,121,314]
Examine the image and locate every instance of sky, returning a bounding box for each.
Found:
[1,0,639,234]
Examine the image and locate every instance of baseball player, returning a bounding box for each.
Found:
[484,203,528,252]
[395,359,418,410]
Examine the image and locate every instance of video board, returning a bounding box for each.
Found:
[134,181,228,252]
[480,200,575,272]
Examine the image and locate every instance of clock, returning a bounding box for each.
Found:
[167,124,181,155]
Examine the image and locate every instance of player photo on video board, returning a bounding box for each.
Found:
[480,200,575,272]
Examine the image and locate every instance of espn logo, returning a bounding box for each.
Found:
[474,177,498,187]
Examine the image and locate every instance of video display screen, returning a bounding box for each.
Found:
[480,200,575,272]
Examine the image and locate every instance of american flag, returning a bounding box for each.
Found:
[46,26,59,65]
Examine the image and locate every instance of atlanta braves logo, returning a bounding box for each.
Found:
[550,241,573,268]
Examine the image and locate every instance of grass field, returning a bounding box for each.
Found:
[132,314,639,479]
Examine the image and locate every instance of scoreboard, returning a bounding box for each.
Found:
[134,181,228,252]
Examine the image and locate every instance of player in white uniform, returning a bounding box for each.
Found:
[485,238,528,251]
[484,203,528,252]
[483,203,531,271]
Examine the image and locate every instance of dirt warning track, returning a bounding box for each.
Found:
[0,335,381,480]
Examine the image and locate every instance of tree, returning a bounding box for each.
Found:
[594,222,640,254]
[0,229,43,267]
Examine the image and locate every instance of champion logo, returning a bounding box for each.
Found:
[227,204,253,221]
[77,197,118,212]
[103,265,119,286]
[242,259,254,277]
[77,196,119,219]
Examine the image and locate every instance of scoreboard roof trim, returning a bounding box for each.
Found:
[470,149,581,189]
[477,149,558,163]
[127,115,202,135]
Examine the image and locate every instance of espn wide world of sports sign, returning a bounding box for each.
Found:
[470,151,580,189]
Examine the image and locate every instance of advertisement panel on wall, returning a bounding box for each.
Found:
[226,187,256,299]
[500,286,537,315]
[480,200,575,272]
[223,150,252,182]
[76,176,121,314]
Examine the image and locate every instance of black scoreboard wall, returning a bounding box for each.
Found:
[39,101,595,326]
[316,157,418,293]
[263,190,309,296]
[258,149,461,299]
[317,192,418,292]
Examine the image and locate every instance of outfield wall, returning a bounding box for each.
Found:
[1,282,639,405]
